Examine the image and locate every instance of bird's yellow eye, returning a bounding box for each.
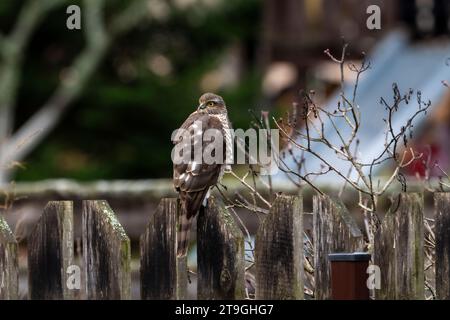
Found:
[207,101,215,107]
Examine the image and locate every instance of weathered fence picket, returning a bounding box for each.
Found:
[255,195,304,300]
[313,195,364,300]
[82,200,131,300]
[0,214,18,300]
[374,193,424,300]
[197,196,245,300]
[140,198,187,300]
[28,201,74,300]
[434,193,450,300]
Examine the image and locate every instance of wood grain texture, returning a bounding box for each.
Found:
[140,198,187,300]
[82,200,131,300]
[434,193,450,299]
[374,193,424,300]
[313,195,364,300]
[28,201,74,300]
[197,196,245,300]
[0,214,18,300]
[255,195,304,300]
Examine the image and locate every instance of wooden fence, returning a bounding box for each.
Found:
[0,192,449,300]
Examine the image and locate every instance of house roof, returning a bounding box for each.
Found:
[275,30,450,186]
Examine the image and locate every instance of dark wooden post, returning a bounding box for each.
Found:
[197,196,245,300]
[140,198,187,300]
[374,193,424,300]
[255,195,304,300]
[329,252,371,300]
[28,201,74,300]
[0,215,18,300]
[435,192,450,299]
[313,195,364,300]
[82,200,131,300]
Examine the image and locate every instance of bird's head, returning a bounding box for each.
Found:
[197,93,227,114]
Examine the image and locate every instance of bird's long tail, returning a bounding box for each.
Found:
[177,213,194,257]
[177,189,210,257]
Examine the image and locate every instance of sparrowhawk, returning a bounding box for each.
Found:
[172,93,233,257]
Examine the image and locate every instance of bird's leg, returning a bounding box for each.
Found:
[187,269,192,284]
[202,188,211,207]
[187,269,197,285]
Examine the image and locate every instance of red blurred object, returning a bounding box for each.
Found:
[403,144,440,178]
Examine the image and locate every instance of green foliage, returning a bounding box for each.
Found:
[9,0,263,181]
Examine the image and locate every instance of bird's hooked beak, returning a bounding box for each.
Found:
[197,102,207,111]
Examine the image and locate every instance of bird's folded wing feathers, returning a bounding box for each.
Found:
[173,113,225,193]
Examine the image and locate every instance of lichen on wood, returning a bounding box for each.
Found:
[374,193,424,300]
[0,214,18,300]
[140,198,187,300]
[434,193,450,300]
[255,195,304,300]
[82,200,131,300]
[28,201,74,300]
[197,196,245,300]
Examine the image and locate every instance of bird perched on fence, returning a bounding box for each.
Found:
[172,93,233,257]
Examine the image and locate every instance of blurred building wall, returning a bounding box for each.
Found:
[260,0,449,70]
[260,0,398,70]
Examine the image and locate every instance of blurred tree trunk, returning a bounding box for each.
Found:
[0,0,151,185]
[0,0,66,184]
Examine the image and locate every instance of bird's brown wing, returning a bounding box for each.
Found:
[173,112,225,211]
